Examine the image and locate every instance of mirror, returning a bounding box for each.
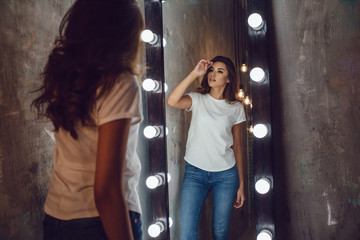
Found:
[162,0,256,239]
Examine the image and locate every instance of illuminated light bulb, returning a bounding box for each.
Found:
[164,83,168,92]
[146,175,163,189]
[255,178,271,194]
[253,124,268,138]
[244,96,251,105]
[257,229,273,240]
[163,38,167,47]
[241,63,248,73]
[148,222,165,238]
[142,78,160,92]
[141,29,158,44]
[248,125,253,133]
[248,13,264,30]
[250,67,266,82]
[143,126,160,139]
[169,217,173,228]
[165,127,169,135]
[238,89,245,99]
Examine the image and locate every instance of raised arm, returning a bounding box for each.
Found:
[94,119,134,240]
[167,59,213,109]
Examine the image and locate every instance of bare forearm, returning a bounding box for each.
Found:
[95,187,133,240]
[234,148,244,188]
[167,71,199,107]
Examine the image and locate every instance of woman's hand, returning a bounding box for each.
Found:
[233,187,245,208]
[192,59,213,77]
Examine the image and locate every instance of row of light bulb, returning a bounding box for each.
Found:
[142,28,170,238]
[248,12,273,240]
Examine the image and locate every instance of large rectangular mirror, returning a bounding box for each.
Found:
[162,0,256,239]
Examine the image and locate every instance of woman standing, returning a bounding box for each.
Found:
[167,56,246,240]
[32,0,144,239]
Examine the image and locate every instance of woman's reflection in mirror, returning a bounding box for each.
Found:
[167,56,247,240]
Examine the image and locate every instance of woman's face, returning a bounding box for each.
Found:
[207,61,230,89]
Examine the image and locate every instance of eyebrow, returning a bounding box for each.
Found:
[210,67,225,71]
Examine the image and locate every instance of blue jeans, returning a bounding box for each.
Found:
[43,211,142,240]
[180,162,239,240]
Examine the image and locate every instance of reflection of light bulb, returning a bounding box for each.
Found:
[255,178,271,194]
[167,173,171,183]
[248,13,264,30]
[241,64,248,73]
[146,175,163,189]
[141,29,158,44]
[148,222,164,238]
[142,78,160,92]
[238,89,245,99]
[163,38,167,47]
[143,126,160,139]
[164,83,168,92]
[244,96,251,105]
[250,67,265,82]
[253,124,268,138]
[169,217,173,228]
[257,229,273,240]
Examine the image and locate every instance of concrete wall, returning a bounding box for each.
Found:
[270,0,360,239]
[0,1,74,239]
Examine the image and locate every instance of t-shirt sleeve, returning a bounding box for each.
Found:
[234,103,246,125]
[97,74,142,126]
[185,92,198,112]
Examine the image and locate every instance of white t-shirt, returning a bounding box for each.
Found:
[44,72,143,220]
[184,92,246,172]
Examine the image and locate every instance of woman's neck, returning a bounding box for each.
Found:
[209,88,225,100]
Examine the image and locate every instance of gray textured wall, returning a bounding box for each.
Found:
[0,0,74,239]
[271,0,360,239]
[163,0,254,239]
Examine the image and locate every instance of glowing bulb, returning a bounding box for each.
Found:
[244,96,251,105]
[164,83,168,92]
[255,178,271,194]
[146,175,163,189]
[248,125,253,133]
[253,124,268,138]
[248,13,264,30]
[169,217,173,228]
[142,78,160,92]
[250,67,266,82]
[241,63,248,73]
[257,230,273,240]
[143,126,160,139]
[148,222,164,238]
[167,173,171,183]
[141,29,158,44]
[238,89,245,99]
[165,127,169,135]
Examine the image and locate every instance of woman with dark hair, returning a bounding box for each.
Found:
[167,56,246,240]
[32,0,144,239]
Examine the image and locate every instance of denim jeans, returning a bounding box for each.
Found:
[43,211,142,240]
[180,162,239,240]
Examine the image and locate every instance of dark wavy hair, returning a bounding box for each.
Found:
[197,56,239,104]
[31,0,144,139]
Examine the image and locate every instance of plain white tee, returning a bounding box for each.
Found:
[184,92,246,172]
[44,72,143,220]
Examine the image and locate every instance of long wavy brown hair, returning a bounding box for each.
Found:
[197,56,239,104]
[32,0,144,139]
